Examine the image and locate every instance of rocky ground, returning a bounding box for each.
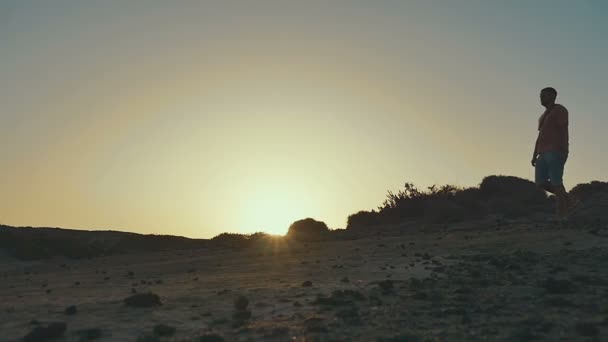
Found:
[2,217,608,341]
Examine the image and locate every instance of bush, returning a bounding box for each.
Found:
[286,218,330,241]
[479,175,549,217]
[423,199,468,223]
[346,175,555,230]
[346,210,383,229]
[479,175,546,204]
[210,231,276,249]
[570,181,608,202]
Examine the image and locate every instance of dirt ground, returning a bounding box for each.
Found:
[2,218,608,341]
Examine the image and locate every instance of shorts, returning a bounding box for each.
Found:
[535,150,567,186]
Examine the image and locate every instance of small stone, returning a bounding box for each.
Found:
[575,322,598,336]
[64,305,77,315]
[76,328,102,340]
[542,277,577,294]
[232,309,252,320]
[23,322,67,342]
[124,292,161,307]
[136,334,160,342]
[302,280,313,287]
[153,323,176,337]
[234,295,249,310]
[378,280,394,293]
[199,333,225,342]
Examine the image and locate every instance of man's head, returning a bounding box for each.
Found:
[540,87,557,107]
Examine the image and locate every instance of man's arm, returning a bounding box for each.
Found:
[555,106,569,159]
[531,135,539,166]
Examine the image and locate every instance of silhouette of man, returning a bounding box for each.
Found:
[532,87,578,219]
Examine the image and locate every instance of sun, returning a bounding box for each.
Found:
[238,186,316,236]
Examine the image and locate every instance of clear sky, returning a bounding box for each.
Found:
[1,1,607,238]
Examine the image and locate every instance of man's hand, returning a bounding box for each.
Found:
[531,154,537,167]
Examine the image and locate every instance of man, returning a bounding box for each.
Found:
[531,87,579,220]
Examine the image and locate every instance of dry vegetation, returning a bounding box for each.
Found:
[2,175,608,341]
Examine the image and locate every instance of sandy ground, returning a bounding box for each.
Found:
[2,218,608,341]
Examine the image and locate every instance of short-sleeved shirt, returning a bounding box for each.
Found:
[536,103,569,154]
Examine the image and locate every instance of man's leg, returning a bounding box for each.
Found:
[553,184,569,218]
[547,151,568,219]
[535,153,553,193]
[540,182,555,194]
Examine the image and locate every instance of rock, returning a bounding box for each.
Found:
[378,280,394,293]
[262,326,289,338]
[23,322,67,342]
[541,277,577,294]
[232,309,252,320]
[377,333,421,342]
[302,280,313,287]
[335,306,361,325]
[64,305,77,315]
[543,297,575,307]
[341,277,350,283]
[304,316,328,333]
[234,295,249,310]
[76,328,103,340]
[313,289,365,306]
[575,322,599,336]
[123,292,162,307]
[199,333,225,342]
[136,334,160,342]
[153,323,176,337]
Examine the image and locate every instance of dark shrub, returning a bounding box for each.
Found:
[569,181,608,201]
[211,231,275,249]
[346,210,382,229]
[378,182,426,220]
[211,233,250,248]
[286,218,330,241]
[479,175,546,203]
[23,322,67,342]
[423,199,468,223]
[479,175,549,217]
[124,292,162,307]
[452,187,487,218]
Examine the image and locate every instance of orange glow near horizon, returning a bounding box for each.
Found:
[1,2,606,238]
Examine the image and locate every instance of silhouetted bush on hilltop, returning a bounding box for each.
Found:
[569,181,608,202]
[346,210,383,229]
[286,218,330,241]
[347,175,551,229]
[210,231,275,249]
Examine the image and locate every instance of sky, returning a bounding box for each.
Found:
[1,1,607,238]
